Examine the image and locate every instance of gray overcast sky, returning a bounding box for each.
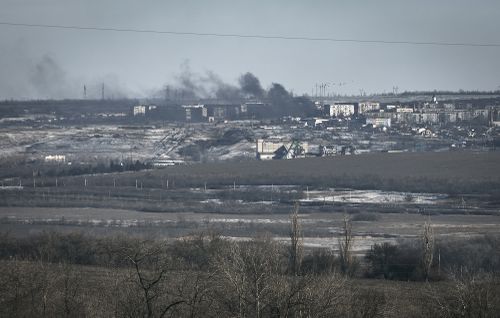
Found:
[1,0,499,99]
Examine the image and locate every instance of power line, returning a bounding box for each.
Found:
[1,21,500,48]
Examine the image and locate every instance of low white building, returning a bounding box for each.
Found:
[44,155,66,163]
[396,107,414,113]
[366,117,391,128]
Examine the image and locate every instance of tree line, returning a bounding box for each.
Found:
[0,213,499,317]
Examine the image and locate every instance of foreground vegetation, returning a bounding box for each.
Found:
[1,223,498,317]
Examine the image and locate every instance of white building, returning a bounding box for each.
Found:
[44,155,66,163]
[133,105,147,116]
[366,117,391,128]
[358,102,380,114]
[396,107,414,113]
[325,103,356,117]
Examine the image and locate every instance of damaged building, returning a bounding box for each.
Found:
[256,139,308,160]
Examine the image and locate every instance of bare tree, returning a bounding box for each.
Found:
[171,270,216,318]
[214,237,283,318]
[56,263,85,317]
[300,273,351,317]
[123,241,184,318]
[289,203,303,276]
[338,215,355,276]
[426,268,500,318]
[421,218,434,281]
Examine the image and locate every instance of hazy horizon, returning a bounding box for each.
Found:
[1,0,499,100]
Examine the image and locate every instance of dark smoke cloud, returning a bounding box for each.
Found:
[239,72,264,98]
[30,55,69,97]
[267,82,316,117]
[162,62,316,116]
[165,61,263,101]
[0,53,134,100]
[206,71,242,100]
[28,55,81,99]
[174,61,208,99]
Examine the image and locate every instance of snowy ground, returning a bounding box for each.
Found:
[0,120,454,165]
[300,189,448,205]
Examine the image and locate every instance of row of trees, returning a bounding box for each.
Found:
[0,212,499,317]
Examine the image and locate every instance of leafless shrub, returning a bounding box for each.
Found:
[421,218,435,281]
[121,240,184,318]
[213,237,284,318]
[289,203,303,276]
[427,268,500,318]
[339,215,357,276]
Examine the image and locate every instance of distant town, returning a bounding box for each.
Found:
[1,91,499,177]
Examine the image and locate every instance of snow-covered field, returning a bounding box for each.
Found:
[300,189,447,205]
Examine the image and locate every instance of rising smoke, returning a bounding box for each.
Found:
[163,61,316,117]
[29,55,74,99]
[0,52,314,118]
[239,72,264,98]
[0,53,133,100]
[164,61,264,101]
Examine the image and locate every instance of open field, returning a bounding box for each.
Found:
[3,150,499,192]
[142,151,500,192]
[1,206,498,255]
[1,151,498,257]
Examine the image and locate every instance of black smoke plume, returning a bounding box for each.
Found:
[239,72,264,98]
[267,83,316,117]
[165,62,262,101]
[164,62,316,117]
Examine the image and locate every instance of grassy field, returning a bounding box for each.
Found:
[135,151,500,193]
[14,150,499,194]
[2,151,500,216]
[1,207,499,255]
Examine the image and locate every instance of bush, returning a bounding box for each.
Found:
[437,235,500,274]
[351,212,379,222]
[365,241,421,280]
[301,248,337,274]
